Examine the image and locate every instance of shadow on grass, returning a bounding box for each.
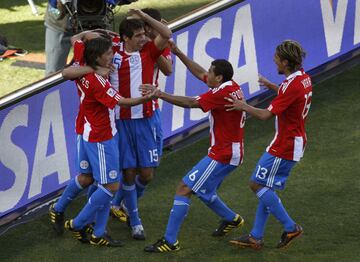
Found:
[0,0,46,11]
[0,20,45,52]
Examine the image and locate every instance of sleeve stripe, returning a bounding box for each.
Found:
[95,74,107,87]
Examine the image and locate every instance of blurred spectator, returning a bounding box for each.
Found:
[44,0,72,76]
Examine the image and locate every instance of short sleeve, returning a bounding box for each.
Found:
[73,40,85,65]
[197,88,227,112]
[91,75,122,109]
[268,81,300,115]
[144,41,163,62]
[161,47,172,61]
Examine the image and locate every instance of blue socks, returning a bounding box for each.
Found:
[72,185,113,231]
[93,202,111,237]
[250,201,270,239]
[87,183,97,199]
[256,187,295,233]
[55,176,83,213]
[123,183,141,227]
[203,194,236,221]
[164,195,191,244]
[112,175,147,207]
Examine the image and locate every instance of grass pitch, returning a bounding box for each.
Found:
[0,63,359,261]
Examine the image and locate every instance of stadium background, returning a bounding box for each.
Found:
[0,0,359,261]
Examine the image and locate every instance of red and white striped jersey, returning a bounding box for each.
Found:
[197,80,246,166]
[110,39,163,119]
[266,69,312,161]
[76,73,121,142]
[152,47,172,110]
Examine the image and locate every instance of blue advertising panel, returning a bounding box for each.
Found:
[1,0,359,220]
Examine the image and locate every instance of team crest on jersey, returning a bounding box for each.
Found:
[109,170,118,179]
[129,55,140,65]
[106,88,116,97]
[80,160,89,169]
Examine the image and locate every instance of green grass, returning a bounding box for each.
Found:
[0,64,359,261]
[0,0,214,97]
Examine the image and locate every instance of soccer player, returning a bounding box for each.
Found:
[49,30,114,235]
[144,58,246,253]
[110,7,173,224]
[61,36,157,247]
[225,40,312,250]
[109,9,172,240]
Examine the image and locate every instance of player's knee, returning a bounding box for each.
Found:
[139,173,153,185]
[175,182,192,197]
[77,174,94,188]
[103,182,120,194]
[139,168,154,184]
[249,181,262,193]
[123,169,136,184]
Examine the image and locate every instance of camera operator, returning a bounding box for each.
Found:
[44,0,73,76]
[44,0,138,76]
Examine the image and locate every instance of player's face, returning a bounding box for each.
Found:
[274,53,286,75]
[96,47,114,68]
[207,65,218,88]
[127,28,147,51]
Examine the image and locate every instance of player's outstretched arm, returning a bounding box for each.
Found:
[224,94,273,120]
[62,66,94,80]
[160,91,199,108]
[168,40,207,81]
[118,86,158,107]
[140,83,198,108]
[258,74,279,92]
[129,8,172,51]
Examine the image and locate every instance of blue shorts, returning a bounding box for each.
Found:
[251,152,296,190]
[182,156,237,202]
[117,118,159,169]
[151,108,163,157]
[76,135,92,174]
[83,134,121,185]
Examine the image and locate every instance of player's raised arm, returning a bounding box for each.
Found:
[62,65,94,80]
[168,40,207,81]
[62,66,111,80]
[258,74,279,92]
[224,94,273,120]
[156,54,172,76]
[128,8,172,51]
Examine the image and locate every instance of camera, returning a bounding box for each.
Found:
[61,0,138,32]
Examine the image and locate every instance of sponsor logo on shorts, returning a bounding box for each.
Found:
[109,170,118,179]
[80,160,89,169]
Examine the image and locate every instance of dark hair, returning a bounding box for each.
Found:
[276,40,306,72]
[211,59,234,83]
[84,37,112,69]
[119,18,145,39]
[141,8,162,21]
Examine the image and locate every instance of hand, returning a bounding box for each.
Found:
[95,66,111,78]
[224,94,247,111]
[92,29,119,38]
[83,31,101,41]
[168,39,179,54]
[258,74,272,88]
[128,8,145,19]
[148,88,162,99]
[139,84,156,95]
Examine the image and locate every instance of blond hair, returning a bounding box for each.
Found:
[276,40,306,72]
